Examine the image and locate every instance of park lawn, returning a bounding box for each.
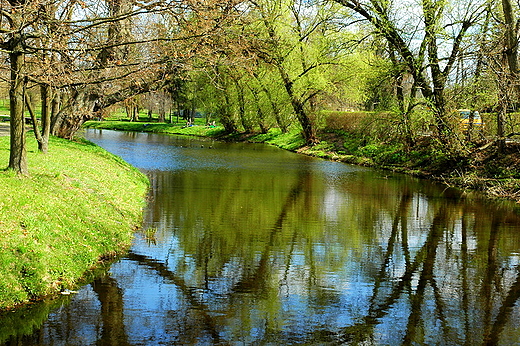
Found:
[84,119,227,137]
[0,135,149,309]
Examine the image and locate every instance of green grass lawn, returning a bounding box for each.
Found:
[0,135,149,309]
[84,118,227,137]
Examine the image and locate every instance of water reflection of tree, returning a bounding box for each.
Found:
[124,171,311,344]
[125,252,223,344]
[136,165,520,345]
[92,275,131,346]
[336,194,520,345]
[64,185,520,346]
[232,170,308,294]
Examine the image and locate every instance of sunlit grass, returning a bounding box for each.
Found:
[0,135,149,309]
[84,119,226,137]
[255,128,306,151]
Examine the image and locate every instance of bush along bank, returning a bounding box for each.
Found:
[250,129,520,202]
[0,135,149,310]
[84,121,520,202]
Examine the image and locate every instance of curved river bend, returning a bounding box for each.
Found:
[2,129,520,345]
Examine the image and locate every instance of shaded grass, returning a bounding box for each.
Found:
[0,135,149,309]
[249,128,306,151]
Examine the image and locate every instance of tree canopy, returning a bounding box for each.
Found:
[2,0,520,173]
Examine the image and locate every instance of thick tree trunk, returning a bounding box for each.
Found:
[8,48,28,175]
[50,90,62,136]
[55,89,97,139]
[219,92,237,133]
[97,0,133,67]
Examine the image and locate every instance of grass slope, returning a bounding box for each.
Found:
[0,135,149,309]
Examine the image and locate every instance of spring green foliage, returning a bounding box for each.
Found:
[0,135,149,309]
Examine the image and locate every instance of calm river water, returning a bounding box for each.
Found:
[2,129,520,345]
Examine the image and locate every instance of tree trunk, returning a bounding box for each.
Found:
[50,90,62,135]
[503,0,519,84]
[247,83,268,133]
[25,94,43,147]
[253,71,287,133]
[233,77,252,132]
[423,0,449,140]
[219,92,237,133]
[133,105,138,121]
[97,0,133,67]
[277,65,317,144]
[8,46,28,174]
[390,50,414,147]
[159,109,165,122]
[39,84,52,153]
[55,89,97,139]
[497,98,506,152]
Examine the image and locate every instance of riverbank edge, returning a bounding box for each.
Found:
[83,121,520,202]
[0,135,150,311]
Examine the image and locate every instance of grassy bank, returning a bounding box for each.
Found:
[251,129,520,201]
[85,119,226,137]
[0,135,149,310]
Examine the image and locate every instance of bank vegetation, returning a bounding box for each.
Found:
[0,135,149,310]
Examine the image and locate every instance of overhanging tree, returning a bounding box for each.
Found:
[0,0,241,173]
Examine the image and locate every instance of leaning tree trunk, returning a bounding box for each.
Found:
[232,76,252,132]
[276,65,317,144]
[56,89,97,139]
[25,93,42,142]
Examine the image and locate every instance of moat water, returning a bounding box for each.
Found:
[2,129,520,345]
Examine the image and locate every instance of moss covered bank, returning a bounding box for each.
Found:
[0,135,149,310]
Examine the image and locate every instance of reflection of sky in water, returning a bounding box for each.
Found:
[84,129,370,176]
[83,129,520,345]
